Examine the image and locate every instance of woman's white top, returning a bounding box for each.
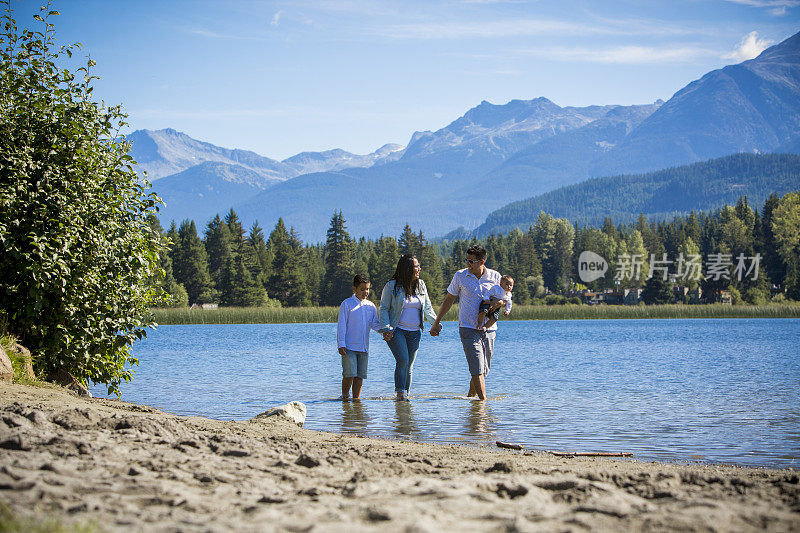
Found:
[397,295,422,331]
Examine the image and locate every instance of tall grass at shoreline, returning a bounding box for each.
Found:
[152,304,800,325]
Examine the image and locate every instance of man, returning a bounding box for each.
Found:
[430,244,500,400]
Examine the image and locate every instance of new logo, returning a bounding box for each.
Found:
[578,251,608,283]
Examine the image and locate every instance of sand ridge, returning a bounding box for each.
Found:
[1,383,798,532]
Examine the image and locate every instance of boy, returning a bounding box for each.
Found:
[336,274,390,400]
[477,275,514,331]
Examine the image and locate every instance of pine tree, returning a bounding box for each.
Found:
[417,230,444,302]
[245,221,269,283]
[772,192,800,299]
[444,240,468,284]
[146,215,187,307]
[166,221,179,274]
[602,217,618,241]
[288,228,312,306]
[624,230,649,289]
[225,208,245,253]
[219,253,266,307]
[265,219,308,306]
[173,220,216,304]
[204,214,232,287]
[533,213,563,291]
[551,219,575,293]
[641,275,672,304]
[322,211,354,306]
[302,244,325,306]
[685,211,701,244]
[398,224,421,256]
[369,236,399,292]
[760,194,785,288]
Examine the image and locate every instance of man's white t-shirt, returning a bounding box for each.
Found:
[446,267,501,331]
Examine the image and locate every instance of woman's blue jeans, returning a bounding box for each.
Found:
[386,328,421,393]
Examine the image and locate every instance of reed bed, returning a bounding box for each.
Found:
[507,303,800,321]
[152,304,800,325]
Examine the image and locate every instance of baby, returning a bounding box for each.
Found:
[477,275,514,331]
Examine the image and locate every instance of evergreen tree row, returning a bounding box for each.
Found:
[148,191,800,308]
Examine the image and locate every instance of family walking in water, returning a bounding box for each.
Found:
[336,245,513,401]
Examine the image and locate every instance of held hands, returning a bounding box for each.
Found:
[430,322,442,336]
[382,331,393,341]
[338,347,347,356]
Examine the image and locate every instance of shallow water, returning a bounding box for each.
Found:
[90,319,800,468]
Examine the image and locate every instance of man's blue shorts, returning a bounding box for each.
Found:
[341,349,368,379]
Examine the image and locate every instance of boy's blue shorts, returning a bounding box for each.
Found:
[342,349,368,379]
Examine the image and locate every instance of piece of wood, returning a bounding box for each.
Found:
[495,441,524,450]
[548,451,633,457]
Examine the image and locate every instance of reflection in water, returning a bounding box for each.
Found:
[465,400,496,436]
[341,400,370,433]
[393,400,418,436]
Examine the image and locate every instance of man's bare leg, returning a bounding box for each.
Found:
[341,377,353,399]
[467,380,476,397]
[352,377,363,399]
[469,374,486,400]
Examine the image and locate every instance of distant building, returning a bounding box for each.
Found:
[190,303,219,310]
[624,288,642,306]
[582,291,601,305]
[720,290,732,305]
[603,290,624,305]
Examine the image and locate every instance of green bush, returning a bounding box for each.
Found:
[0,4,163,394]
[728,286,743,305]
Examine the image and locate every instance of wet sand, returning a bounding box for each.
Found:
[1,382,798,532]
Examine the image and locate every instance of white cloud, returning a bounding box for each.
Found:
[723,31,773,61]
[375,18,698,39]
[518,45,718,64]
[271,10,283,27]
[182,27,267,41]
[723,0,798,14]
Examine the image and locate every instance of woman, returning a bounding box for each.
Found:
[379,254,438,400]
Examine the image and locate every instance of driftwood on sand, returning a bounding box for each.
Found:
[498,441,633,458]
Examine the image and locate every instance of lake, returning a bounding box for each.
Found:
[90,319,800,469]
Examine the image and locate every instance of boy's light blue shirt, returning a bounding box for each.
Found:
[337,295,383,352]
[378,279,438,332]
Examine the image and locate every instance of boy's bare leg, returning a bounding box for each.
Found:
[470,374,487,400]
[352,377,363,399]
[476,310,486,329]
[341,377,353,398]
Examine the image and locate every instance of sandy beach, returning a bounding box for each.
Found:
[1,382,798,532]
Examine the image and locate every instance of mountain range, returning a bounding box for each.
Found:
[135,31,800,242]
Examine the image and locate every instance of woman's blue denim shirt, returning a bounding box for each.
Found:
[378,279,438,331]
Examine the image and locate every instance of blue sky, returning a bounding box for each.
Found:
[16,0,799,160]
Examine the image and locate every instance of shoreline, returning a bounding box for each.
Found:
[2,383,799,531]
[152,303,800,325]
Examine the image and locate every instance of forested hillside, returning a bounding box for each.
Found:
[476,153,800,236]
